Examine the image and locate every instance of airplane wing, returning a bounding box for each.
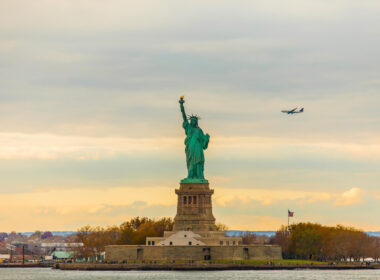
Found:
[293,108,304,113]
[281,107,302,114]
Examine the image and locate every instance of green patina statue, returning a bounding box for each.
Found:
[179,96,210,183]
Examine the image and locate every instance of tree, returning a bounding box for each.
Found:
[242,232,257,244]
[75,225,120,259]
[272,223,379,261]
[215,223,229,231]
[0,232,8,241]
[41,231,53,240]
[76,217,174,257]
[117,217,173,245]
[31,231,42,238]
[7,231,19,242]
[270,226,290,258]
[121,217,151,231]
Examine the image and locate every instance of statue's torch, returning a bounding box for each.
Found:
[179,96,185,104]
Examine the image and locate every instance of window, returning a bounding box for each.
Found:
[238,241,242,245]
[233,241,236,245]
[193,196,197,204]
[188,196,192,204]
[188,241,192,246]
[226,241,229,245]
[184,234,187,237]
[170,241,173,245]
[152,241,155,245]
[220,241,223,245]
[183,196,187,204]
[148,241,151,245]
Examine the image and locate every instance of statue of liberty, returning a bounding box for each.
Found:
[179,96,210,183]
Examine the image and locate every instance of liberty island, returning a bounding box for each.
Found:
[104,97,281,262]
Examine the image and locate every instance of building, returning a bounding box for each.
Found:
[41,242,83,255]
[105,181,282,261]
[0,254,10,263]
[51,251,74,261]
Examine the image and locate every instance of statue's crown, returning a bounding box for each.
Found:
[188,114,200,120]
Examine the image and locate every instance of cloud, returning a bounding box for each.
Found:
[1,132,380,161]
[220,215,284,231]
[0,186,176,208]
[334,188,363,206]
[0,184,377,231]
[0,185,177,231]
[0,1,379,231]
[0,133,181,160]
[87,204,106,214]
[0,202,174,232]
[213,187,333,207]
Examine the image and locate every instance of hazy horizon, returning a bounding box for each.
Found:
[0,0,379,232]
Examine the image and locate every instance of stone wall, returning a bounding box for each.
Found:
[174,182,216,231]
[105,245,282,261]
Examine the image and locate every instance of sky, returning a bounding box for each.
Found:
[0,0,379,232]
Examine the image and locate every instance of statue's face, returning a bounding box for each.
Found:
[190,118,198,127]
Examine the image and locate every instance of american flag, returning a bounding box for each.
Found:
[288,210,294,217]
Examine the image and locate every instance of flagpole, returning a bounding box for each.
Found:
[287,210,289,229]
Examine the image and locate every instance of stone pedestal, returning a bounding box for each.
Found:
[173,182,217,232]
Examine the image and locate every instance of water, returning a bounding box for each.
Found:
[0,268,379,280]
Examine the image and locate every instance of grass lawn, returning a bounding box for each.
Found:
[211,259,328,265]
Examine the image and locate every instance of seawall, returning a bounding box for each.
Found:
[105,245,282,262]
[55,263,380,271]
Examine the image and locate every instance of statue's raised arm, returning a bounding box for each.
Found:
[179,96,187,124]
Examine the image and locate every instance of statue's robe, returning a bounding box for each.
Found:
[183,121,209,179]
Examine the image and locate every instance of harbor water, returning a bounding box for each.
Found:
[0,268,379,280]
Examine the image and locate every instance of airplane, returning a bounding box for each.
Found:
[281,107,304,114]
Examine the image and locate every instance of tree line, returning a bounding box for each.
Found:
[74,217,228,258]
[270,223,380,261]
[75,217,173,258]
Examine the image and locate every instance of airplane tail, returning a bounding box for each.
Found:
[300,108,304,112]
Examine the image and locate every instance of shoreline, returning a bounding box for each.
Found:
[54,263,380,271]
[1,262,378,271]
[0,263,52,268]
